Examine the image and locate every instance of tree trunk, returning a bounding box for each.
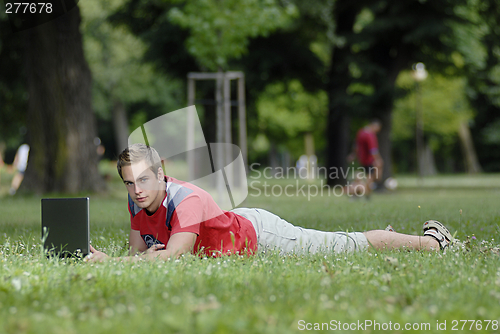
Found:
[458,121,482,174]
[371,44,412,183]
[326,1,358,186]
[269,141,278,175]
[23,5,104,193]
[378,104,393,181]
[326,112,350,185]
[419,143,437,176]
[112,99,129,155]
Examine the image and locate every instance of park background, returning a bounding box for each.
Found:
[1,0,500,190]
[1,0,500,333]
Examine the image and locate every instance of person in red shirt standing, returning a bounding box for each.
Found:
[347,119,384,197]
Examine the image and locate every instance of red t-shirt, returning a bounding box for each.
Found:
[356,128,379,166]
[129,176,257,257]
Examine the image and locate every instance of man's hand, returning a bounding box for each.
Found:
[146,244,166,254]
[84,233,196,263]
[85,245,110,263]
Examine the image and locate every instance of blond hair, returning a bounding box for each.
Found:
[117,143,162,179]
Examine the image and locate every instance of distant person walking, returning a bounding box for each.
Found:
[347,119,383,196]
[9,143,30,195]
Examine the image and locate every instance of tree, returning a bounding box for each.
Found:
[392,72,478,173]
[168,0,297,72]
[325,0,472,184]
[0,12,28,153]
[110,0,324,161]
[80,0,183,156]
[22,5,104,193]
[325,0,359,186]
[255,79,327,165]
[463,0,500,171]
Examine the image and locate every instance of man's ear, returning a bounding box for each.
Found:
[157,166,165,182]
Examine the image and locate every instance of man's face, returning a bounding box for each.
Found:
[121,160,163,212]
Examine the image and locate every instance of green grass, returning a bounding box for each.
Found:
[1,170,500,333]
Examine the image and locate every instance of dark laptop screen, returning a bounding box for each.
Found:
[41,198,90,257]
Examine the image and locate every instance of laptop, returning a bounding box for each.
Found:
[41,198,90,258]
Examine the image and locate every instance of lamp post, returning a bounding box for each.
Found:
[412,62,428,183]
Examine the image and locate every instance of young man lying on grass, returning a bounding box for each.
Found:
[86,144,453,263]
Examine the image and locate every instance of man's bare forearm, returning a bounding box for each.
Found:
[116,249,181,262]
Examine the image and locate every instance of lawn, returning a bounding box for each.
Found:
[1,169,500,333]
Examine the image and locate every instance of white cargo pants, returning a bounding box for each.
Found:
[231,208,369,254]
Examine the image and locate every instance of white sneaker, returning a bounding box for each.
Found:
[423,220,453,250]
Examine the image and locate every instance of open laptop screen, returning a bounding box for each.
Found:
[41,198,90,258]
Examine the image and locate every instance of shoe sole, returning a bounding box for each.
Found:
[423,220,453,241]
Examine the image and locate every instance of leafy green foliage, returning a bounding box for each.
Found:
[168,0,298,71]
[457,0,500,171]
[482,120,500,145]
[393,72,473,142]
[257,80,327,138]
[0,12,27,149]
[80,0,183,120]
[255,80,327,158]
[103,0,329,164]
[391,71,476,172]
